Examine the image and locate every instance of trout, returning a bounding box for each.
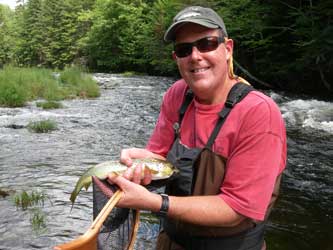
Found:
[70,158,178,205]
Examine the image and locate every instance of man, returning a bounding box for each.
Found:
[105,6,287,250]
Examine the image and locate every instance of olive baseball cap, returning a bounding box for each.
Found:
[164,6,228,42]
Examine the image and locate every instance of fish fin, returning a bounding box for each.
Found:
[145,166,159,175]
[112,171,121,176]
[83,182,91,191]
[70,203,74,213]
[69,176,92,207]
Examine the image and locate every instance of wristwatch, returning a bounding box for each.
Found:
[156,194,169,217]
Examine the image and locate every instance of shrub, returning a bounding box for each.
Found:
[27,119,57,133]
[0,66,100,107]
[36,101,63,109]
[60,66,100,98]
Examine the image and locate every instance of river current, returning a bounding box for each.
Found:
[0,74,332,250]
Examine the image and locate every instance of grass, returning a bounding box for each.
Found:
[0,65,100,107]
[13,190,48,210]
[30,208,47,233]
[36,100,63,109]
[12,190,49,234]
[27,119,57,133]
[60,66,100,98]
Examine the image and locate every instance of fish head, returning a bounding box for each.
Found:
[146,160,179,180]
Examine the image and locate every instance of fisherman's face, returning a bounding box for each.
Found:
[173,23,233,104]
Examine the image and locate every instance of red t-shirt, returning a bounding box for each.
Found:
[146,79,287,221]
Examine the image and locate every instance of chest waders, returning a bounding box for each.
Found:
[156,83,267,250]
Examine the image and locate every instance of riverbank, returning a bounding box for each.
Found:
[0,66,100,107]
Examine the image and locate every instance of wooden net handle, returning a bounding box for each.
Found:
[54,190,123,250]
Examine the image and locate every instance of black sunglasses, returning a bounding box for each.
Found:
[174,36,225,58]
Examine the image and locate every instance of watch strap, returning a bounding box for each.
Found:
[156,194,169,217]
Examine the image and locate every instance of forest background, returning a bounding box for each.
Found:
[0,0,332,97]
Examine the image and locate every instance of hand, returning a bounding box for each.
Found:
[119,148,165,185]
[121,163,152,186]
[107,173,160,211]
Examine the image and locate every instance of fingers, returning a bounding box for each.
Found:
[132,164,142,184]
[120,147,163,166]
[106,173,151,210]
[123,164,151,185]
[110,163,151,186]
[92,176,115,198]
[107,173,133,193]
[142,166,152,185]
[120,149,133,167]
[122,166,134,180]
[119,148,155,185]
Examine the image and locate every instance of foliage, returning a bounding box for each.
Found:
[30,208,47,234]
[12,190,49,234]
[12,0,95,69]
[0,66,99,107]
[27,119,58,133]
[218,0,333,93]
[60,66,100,98]
[36,100,63,109]
[140,0,180,75]
[15,0,43,66]
[0,0,331,95]
[13,190,48,210]
[0,5,15,66]
[85,0,148,71]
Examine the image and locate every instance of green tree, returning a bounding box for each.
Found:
[40,0,75,68]
[15,0,44,66]
[140,0,179,75]
[0,5,15,67]
[85,0,144,71]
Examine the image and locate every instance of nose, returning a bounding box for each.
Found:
[190,46,202,60]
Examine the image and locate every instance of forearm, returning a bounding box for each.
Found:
[108,174,245,227]
[145,192,245,227]
[168,195,245,227]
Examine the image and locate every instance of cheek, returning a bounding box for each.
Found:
[225,49,231,60]
[177,59,189,71]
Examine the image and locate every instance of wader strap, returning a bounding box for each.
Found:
[205,83,254,149]
[178,89,194,125]
[173,89,194,139]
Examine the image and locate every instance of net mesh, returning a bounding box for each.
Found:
[92,179,161,250]
[93,180,134,250]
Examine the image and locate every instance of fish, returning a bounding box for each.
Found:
[70,158,178,205]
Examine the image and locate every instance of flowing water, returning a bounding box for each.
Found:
[0,74,332,250]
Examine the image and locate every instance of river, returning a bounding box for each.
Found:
[0,74,332,250]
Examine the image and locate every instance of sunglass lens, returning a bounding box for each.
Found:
[175,44,192,58]
[174,37,223,58]
[197,37,218,52]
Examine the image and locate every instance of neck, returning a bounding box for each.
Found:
[195,78,238,105]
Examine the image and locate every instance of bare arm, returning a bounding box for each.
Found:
[107,174,245,227]
[168,195,245,227]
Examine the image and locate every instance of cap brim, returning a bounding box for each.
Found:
[164,19,219,42]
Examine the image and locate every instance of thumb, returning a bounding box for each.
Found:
[92,176,115,198]
[107,173,131,191]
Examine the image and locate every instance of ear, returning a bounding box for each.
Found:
[224,38,234,60]
[172,51,177,61]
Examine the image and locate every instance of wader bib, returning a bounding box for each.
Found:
[156,83,268,250]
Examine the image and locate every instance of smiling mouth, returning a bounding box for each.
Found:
[191,67,209,73]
